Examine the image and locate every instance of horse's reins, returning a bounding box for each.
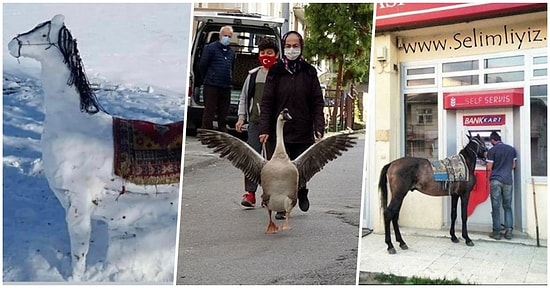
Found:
[262,142,267,159]
[12,22,58,60]
[13,21,109,115]
[463,137,486,175]
[466,138,485,158]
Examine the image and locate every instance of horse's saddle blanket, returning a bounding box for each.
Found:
[430,155,468,182]
[113,117,182,185]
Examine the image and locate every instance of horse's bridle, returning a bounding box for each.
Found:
[12,21,58,58]
[467,137,486,158]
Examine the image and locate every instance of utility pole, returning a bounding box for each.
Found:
[282,3,289,35]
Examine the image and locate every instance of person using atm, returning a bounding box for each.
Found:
[486,131,517,240]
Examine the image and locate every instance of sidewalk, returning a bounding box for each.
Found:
[182,135,221,172]
[359,227,547,284]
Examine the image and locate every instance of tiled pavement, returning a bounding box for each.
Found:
[359,227,547,284]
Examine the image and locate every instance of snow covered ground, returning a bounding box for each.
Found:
[3,3,191,283]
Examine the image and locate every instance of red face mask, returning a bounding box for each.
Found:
[258,54,277,69]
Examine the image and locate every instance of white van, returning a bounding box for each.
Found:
[187,11,285,136]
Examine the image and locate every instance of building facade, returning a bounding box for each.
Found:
[192,2,306,35]
[364,3,547,240]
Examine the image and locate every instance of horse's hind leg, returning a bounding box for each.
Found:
[383,207,396,254]
[386,199,408,252]
[460,193,474,246]
[449,194,460,243]
[391,209,408,250]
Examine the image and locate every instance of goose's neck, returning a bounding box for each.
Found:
[272,117,287,159]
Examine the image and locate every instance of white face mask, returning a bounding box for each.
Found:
[284,48,301,60]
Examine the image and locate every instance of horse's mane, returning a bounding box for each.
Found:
[57,25,106,114]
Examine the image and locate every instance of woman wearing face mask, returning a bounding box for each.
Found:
[235,37,280,208]
[199,25,235,132]
[258,31,326,219]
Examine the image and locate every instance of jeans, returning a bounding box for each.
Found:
[244,121,262,193]
[490,179,513,233]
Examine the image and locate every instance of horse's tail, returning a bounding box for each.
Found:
[379,163,391,209]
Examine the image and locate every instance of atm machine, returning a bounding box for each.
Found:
[445,88,521,232]
[458,110,512,229]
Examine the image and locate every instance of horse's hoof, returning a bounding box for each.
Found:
[466,241,474,246]
[451,237,460,243]
[388,248,396,254]
[400,243,408,250]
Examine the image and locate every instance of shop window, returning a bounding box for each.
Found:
[484,71,524,83]
[417,108,433,124]
[443,60,478,72]
[406,66,436,87]
[405,93,438,160]
[484,55,524,68]
[407,67,435,75]
[533,56,547,65]
[533,56,547,77]
[534,69,547,77]
[443,75,479,87]
[530,84,547,177]
[407,78,435,86]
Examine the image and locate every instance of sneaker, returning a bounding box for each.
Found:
[504,229,513,240]
[489,232,501,240]
[241,192,255,207]
[298,188,310,212]
[275,212,285,220]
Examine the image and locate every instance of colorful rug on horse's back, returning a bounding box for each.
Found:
[430,154,469,182]
[113,117,182,185]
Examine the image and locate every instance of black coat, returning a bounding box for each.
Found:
[199,41,235,89]
[259,60,325,144]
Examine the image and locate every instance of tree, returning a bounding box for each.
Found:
[303,3,373,129]
[303,3,373,86]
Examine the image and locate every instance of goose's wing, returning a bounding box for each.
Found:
[196,129,266,185]
[292,132,358,188]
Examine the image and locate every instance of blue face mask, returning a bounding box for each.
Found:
[220,36,231,46]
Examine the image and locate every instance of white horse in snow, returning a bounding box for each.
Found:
[8,14,182,281]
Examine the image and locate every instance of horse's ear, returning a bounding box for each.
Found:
[51,14,65,27]
[466,134,471,140]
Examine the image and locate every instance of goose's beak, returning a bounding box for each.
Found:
[281,108,292,121]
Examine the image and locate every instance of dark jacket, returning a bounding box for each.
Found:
[199,41,235,89]
[487,142,517,185]
[259,60,325,144]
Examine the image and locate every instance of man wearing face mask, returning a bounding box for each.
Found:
[199,25,235,132]
[258,31,326,219]
[235,37,279,207]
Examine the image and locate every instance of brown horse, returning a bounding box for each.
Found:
[379,134,487,254]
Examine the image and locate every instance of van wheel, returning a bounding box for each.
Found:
[186,119,198,136]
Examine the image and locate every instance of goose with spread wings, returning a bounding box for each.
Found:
[196,108,357,233]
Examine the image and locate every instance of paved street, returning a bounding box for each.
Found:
[177,132,365,285]
[359,227,547,284]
